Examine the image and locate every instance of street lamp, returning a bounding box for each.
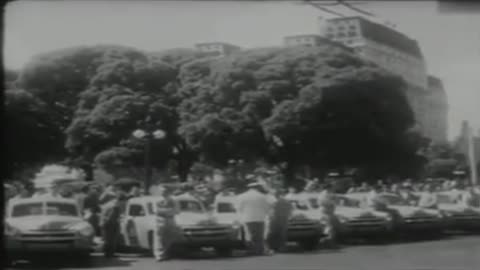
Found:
[132,126,166,194]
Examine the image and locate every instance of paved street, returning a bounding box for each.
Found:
[10,234,480,270]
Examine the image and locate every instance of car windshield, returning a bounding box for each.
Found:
[178,200,204,213]
[288,200,310,210]
[45,202,79,216]
[335,196,360,207]
[11,203,44,217]
[216,202,236,213]
[380,195,408,206]
[307,198,320,209]
[437,194,456,204]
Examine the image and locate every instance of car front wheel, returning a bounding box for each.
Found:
[215,247,234,257]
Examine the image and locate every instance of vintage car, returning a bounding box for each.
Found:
[284,197,327,249]
[119,193,242,257]
[348,192,445,234]
[5,196,95,263]
[332,195,394,238]
[213,195,326,250]
[436,191,480,231]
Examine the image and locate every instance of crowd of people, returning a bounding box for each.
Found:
[4,173,480,262]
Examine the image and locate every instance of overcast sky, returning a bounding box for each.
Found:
[4,1,480,140]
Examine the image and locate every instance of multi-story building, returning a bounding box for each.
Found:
[319,16,448,143]
[283,34,353,52]
[195,42,241,57]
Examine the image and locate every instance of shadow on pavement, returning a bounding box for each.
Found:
[9,254,136,269]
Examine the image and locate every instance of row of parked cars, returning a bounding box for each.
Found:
[4,191,480,263]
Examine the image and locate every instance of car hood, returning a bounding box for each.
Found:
[7,216,84,231]
[175,212,221,226]
[390,206,438,216]
[212,213,239,224]
[335,207,384,219]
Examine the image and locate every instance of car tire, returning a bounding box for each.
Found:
[299,238,319,251]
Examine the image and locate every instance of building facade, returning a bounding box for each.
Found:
[283,34,353,52]
[319,16,448,143]
[195,42,241,57]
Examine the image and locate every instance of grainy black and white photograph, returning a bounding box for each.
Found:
[3,1,480,269]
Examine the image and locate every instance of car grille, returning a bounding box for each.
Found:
[19,231,77,244]
[346,216,386,228]
[288,220,320,231]
[182,226,231,237]
[403,215,438,223]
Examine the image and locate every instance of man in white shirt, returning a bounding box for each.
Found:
[236,182,274,256]
[317,184,337,247]
[365,185,383,209]
[460,186,480,208]
[418,183,438,209]
[285,187,298,200]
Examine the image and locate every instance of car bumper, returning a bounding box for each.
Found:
[338,223,393,236]
[176,230,242,248]
[396,221,445,232]
[447,218,480,230]
[6,237,93,258]
[287,228,325,241]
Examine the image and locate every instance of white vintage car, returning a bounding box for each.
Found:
[436,191,480,231]
[5,196,95,263]
[213,195,326,250]
[348,192,445,234]
[119,193,242,257]
[332,195,394,237]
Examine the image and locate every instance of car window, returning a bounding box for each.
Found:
[288,200,309,211]
[46,202,78,216]
[307,198,320,209]
[129,204,146,217]
[335,196,360,207]
[437,194,455,204]
[380,195,408,206]
[11,203,44,217]
[217,202,236,213]
[178,200,204,213]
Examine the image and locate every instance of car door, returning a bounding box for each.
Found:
[124,203,149,249]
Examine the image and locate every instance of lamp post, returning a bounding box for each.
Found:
[132,123,166,195]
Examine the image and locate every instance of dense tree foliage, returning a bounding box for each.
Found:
[4,89,65,179]
[8,43,428,184]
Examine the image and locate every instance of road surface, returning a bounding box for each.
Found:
[9,234,480,270]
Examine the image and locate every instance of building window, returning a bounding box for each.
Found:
[337,32,346,38]
[338,25,345,30]
[349,25,356,30]
[346,40,353,44]
[327,27,333,32]
[348,31,356,37]
[326,33,334,39]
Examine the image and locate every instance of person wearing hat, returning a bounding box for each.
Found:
[417,183,438,209]
[236,181,274,256]
[100,185,128,258]
[266,188,292,252]
[153,185,182,261]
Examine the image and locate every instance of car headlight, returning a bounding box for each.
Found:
[384,214,393,222]
[232,221,242,230]
[5,223,21,237]
[68,222,94,237]
[337,215,349,223]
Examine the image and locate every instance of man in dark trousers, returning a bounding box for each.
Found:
[100,186,128,258]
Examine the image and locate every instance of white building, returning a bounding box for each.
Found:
[320,16,448,143]
[195,42,241,57]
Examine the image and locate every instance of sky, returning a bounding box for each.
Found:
[4,1,480,140]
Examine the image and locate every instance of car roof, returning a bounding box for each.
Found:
[8,196,77,205]
[129,193,201,204]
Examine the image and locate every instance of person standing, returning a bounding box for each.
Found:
[84,185,101,236]
[154,186,182,262]
[236,182,274,256]
[100,186,127,258]
[460,186,480,208]
[267,189,292,252]
[418,183,438,209]
[317,184,337,247]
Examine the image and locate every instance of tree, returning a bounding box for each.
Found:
[177,45,422,184]
[4,89,65,180]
